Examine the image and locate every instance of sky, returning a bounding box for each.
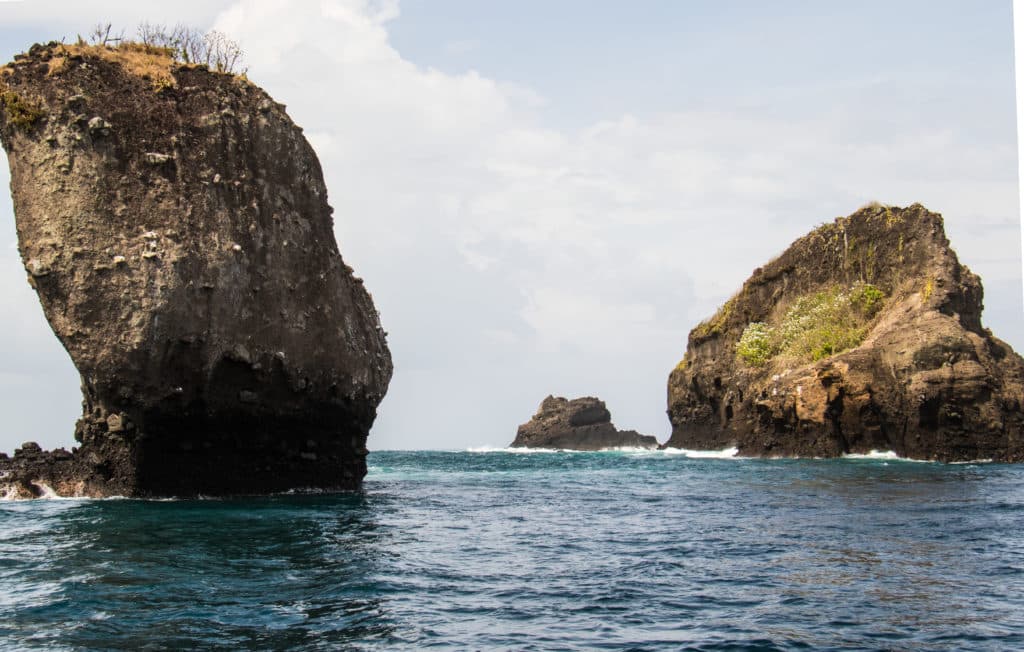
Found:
[0,0,1021,452]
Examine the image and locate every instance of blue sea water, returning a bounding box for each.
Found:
[1,449,1023,651]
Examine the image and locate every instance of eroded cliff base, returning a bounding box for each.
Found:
[1,420,367,499]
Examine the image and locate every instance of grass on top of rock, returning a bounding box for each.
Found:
[736,283,886,367]
[12,23,247,92]
[692,297,735,339]
[47,42,180,90]
[86,22,245,74]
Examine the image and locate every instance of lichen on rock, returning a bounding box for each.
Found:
[666,203,1024,462]
[0,41,392,497]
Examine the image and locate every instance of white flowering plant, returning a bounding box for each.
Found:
[736,283,884,367]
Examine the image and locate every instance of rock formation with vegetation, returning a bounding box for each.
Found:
[666,203,1024,461]
[512,396,660,450]
[0,38,392,497]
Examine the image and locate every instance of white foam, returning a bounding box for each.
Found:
[841,450,944,463]
[466,446,665,454]
[278,487,327,495]
[0,481,101,501]
[661,447,741,459]
[0,484,139,502]
[466,446,562,454]
[601,446,663,453]
[466,445,742,458]
[31,482,59,499]
[843,449,900,460]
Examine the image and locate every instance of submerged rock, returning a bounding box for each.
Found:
[666,203,1024,461]
[512,396,659,450]
[0,42,392,497]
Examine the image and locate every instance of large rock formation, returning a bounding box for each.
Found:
[512,396,660,450]
[667,203,1024,461]
[0,42,392,496]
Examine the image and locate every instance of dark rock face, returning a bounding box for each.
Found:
[0,43,392,497]
[512,396,659,450]
[666,203,1024,461]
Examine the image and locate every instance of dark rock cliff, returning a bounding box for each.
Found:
[666,203,1024,461]
[512,396,659,450]
[0,42,392,497]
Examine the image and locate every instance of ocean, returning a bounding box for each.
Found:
[1,449,1022,650]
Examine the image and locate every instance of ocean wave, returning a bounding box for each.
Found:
[840,450,1000,464]
[841,450,940,463]
[0,482,96,502]
[595,446,656,453]
[661,447,741,459]
[1,448,1018,650]
[466,446,665,454]
[842,450,902,460]
[465,446,565,454]
[0,490,130,502]
[465,445,743,458]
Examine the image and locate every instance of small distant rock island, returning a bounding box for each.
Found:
[0,41,391,497]
[667,203,1024,462]
[512,396,660,450]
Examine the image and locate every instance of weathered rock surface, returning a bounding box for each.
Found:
[0,442,89,498]
[512,396,660,450]
[0,42,392,496]
[666,203,1024,461]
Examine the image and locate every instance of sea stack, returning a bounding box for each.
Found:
[666,203,1024,461]
[0,42,392,497]
[512,396,660,450]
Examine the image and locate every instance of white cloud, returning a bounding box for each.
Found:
[521,288,658,352]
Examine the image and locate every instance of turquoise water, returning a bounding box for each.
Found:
[1,449,1023,650]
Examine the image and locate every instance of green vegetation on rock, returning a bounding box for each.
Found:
[736,283,885,367]
[693,297,735,339]
[0,89,44,130]
[736,322,773,367]
[851,283,885,315]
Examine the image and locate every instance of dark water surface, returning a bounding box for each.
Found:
[1,449,1023,650]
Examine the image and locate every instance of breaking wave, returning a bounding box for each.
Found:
[465,445,743,458]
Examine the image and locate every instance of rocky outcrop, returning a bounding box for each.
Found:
[0,442,93,499]
[666,203,1024,461]
[0,42,392,497]
[512,396,659,450]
